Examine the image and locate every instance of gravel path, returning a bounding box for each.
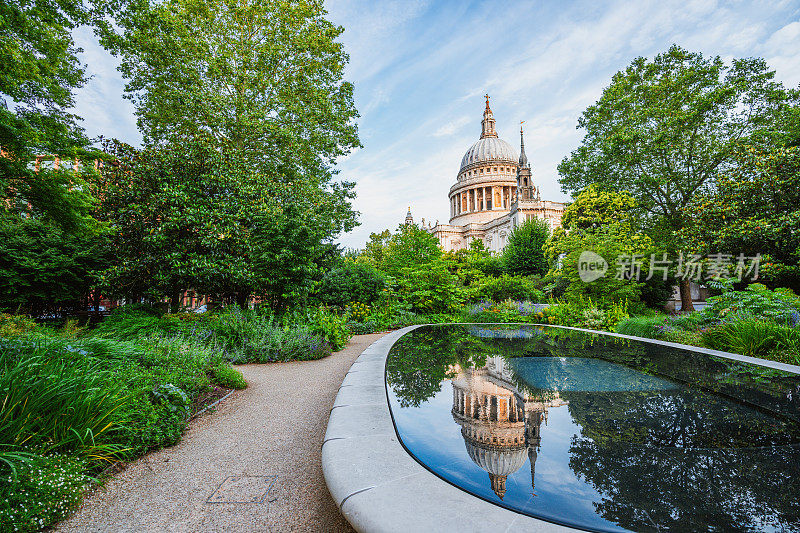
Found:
[57,333,387,533]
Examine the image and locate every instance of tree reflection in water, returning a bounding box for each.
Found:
[385,325,800,531]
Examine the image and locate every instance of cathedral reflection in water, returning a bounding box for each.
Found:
[450,356,567,500]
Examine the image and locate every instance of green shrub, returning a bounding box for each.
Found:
[470,274,544,303]
[701,319,800,358]
[99,336,214,397]
[0,324,254,531]
[580,308,608,330]
[614,315,670,338]
[0,338,130,468]
[532,297,629,331]
[661,329,704,347]
[317,263,385,306]
[669,312,705,331]
[346,321,380,334]
[398,259,464,314]
[223,321,330,364]
[0,453,88,532]
[700,283,800,325]
[211,363,247,389]
[93,307,182,340]
[0,314,38,336]
[93,305,337,365]
[347,301,370,322]
[76,335,228,454]
[503,218,550,276]
[308,306,350,351]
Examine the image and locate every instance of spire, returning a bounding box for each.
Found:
[489,473,507,500]
[480,94,498,139]
[519,122,529,168]
[405,206,413,225]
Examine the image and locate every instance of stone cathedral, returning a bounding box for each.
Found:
[413,96,566,253]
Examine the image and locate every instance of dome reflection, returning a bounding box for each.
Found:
[451,355,567,499]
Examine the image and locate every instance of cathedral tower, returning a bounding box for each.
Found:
[516,126,539,201]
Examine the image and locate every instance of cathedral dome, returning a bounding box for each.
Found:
[463,438,527,477]
[459,137,518,171]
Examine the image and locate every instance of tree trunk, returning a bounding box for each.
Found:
[679,278,695,313]
[169,290,182,313]
[236,291,250,309]
[93,290,101,319]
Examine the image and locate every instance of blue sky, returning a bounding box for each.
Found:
[72,0,800,249]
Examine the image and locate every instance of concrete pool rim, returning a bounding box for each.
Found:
[322,323,800,533]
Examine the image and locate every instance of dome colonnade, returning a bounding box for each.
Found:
[423,95,566,253]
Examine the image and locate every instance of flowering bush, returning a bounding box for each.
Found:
[0,314,38,337]
[347,302,370,323]
[530,297,629,331]
[467,299,546,323]
[0,454,88,532]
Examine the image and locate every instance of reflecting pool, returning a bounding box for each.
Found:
[385,324,800,532]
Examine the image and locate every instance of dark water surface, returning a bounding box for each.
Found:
[385,325,800,532]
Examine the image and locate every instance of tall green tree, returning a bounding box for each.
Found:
[0,214,109,315]
[545,185,673,309]
[503,218,550,276]
[361,229,391,266]
[107,0,359,173]
[100,0,360,306]
[97,140,244,307]
[381,224,442,276]
[0,0,107,230]
[560,184,636,231]
[251,201,350,313]
[558,45,799,311]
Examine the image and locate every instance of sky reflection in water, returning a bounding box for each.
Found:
[385,325,800,532]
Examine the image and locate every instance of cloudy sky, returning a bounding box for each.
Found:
[72,0,800,249]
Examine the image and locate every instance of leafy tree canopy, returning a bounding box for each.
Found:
[106,0,360,176]
[686,145,800,291]
[381,224,442,276]
[561,184,637,231]
[97,138,356,311]
[0,213,109,315]
[1,0,109,231]
[558,45,799,237]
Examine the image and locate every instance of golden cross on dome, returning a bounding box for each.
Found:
[484,93,490,108]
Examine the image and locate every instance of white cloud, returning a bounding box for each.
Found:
[72,27,141,146]
[61,1,800,249]
[432,116,471,137]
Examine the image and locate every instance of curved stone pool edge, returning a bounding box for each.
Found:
[544,323,800,375]
[322,323,800,533]
[322,325,578,533]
